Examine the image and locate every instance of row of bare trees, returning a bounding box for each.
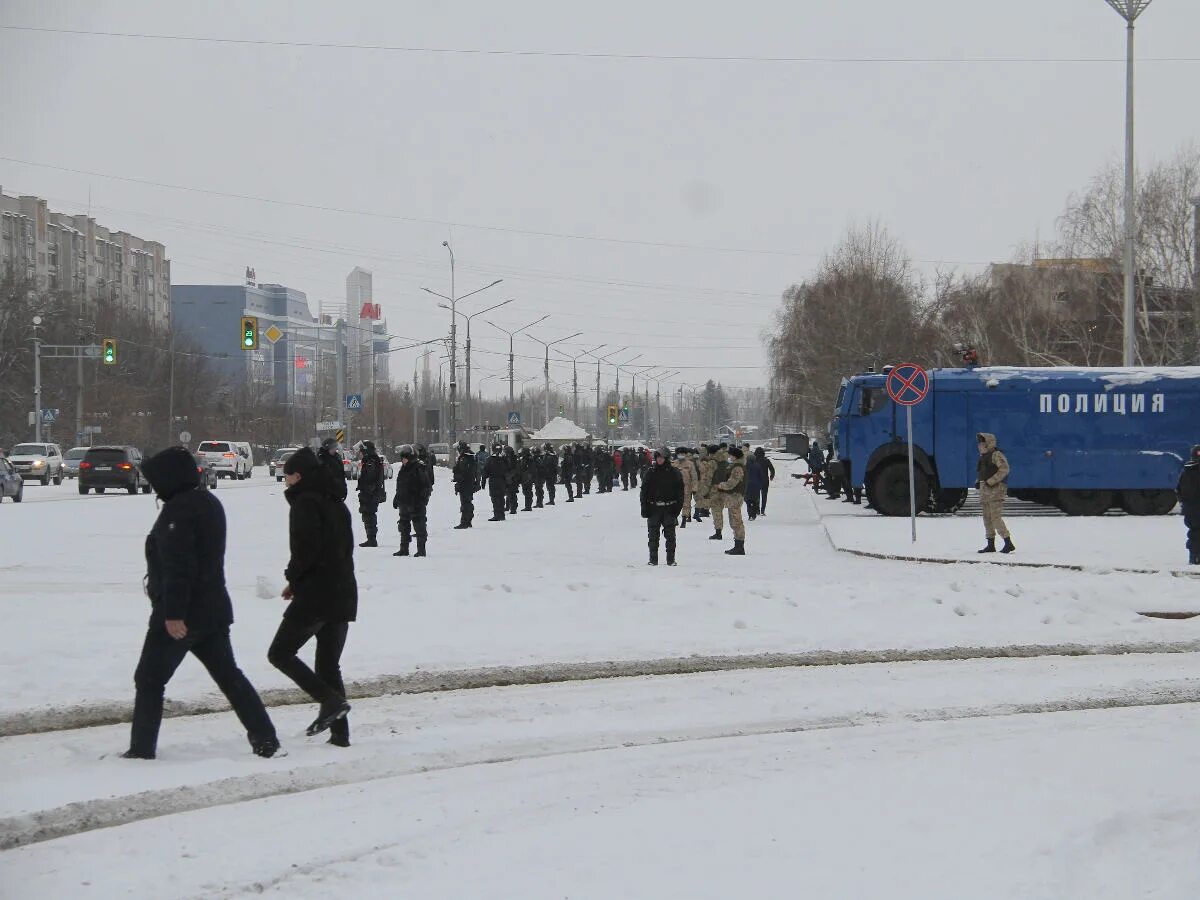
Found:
[768,144,1199,426]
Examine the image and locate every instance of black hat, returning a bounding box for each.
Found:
[729,447,744,459]
[141,446,201,501]
[284,446,322,476]
[706,444,719,454]
[456,441,469,453]
[397,444,416,459]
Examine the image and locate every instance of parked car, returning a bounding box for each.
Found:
[62,446,89,479]
[0,457,23,502]
[79,446,151,495]
[8,442,65,485]
[342,450,361,481]
[196,440,251,479]
[270,447,300,481]
[428,443,452,467]
[192,451,219,490]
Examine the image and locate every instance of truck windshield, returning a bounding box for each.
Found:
[858,387,886,416]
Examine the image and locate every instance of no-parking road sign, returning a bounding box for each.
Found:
[886,363,930,407]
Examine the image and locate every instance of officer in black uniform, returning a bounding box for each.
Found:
[560,444,576,502]
[540,442,559,505]
[353,440,387,547]
[451,441,479,529]
[482,442,510,521]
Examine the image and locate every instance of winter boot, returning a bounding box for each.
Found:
[487,515,504,522]
[1000,538,1016,554]
[648,549,659,566]
[666,548,676,567]
[454,522,470,530]
[1190,551,1200,565]
[414,539,427,558]
[679,517,687,529]
[120,748,156,760]
[306,701,351,737]
[709,530,723,541]
[251,736,284,759]
[359,538,378,547]
[978,539,996,554]
[725,540,746,556]
[327,734,350,748]
[393,542,410,557]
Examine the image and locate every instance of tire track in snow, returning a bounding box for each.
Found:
[4,685,1200,852]
[6,640,1200,737]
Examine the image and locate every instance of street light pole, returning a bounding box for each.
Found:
[1104,0,1154,365]
[528,330,583,426]
[485,315,548,410]
[438,297,513,438]
[583,347,626,434]
[554,344,604,426]
[32,315,42,442]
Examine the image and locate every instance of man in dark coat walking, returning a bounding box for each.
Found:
[560,444,576,502]
[125,447,279,759]
[1177,444,1200,565]
[641,447,684,566]
[806,441,825,494]
[452,441,479,529]
[354,440,387,547]
[392,445,432,557]
[482,441,510,521]
[269,447,357,746]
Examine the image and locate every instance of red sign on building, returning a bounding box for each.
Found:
[359,302,382,321]
[295,356,308,369]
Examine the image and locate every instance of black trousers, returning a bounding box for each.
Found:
[397,504,428,545]
[546,478,556,504]
[577,474,589,494]
[760,484,770,513]
[506,486,519,513]
[1185,502,1199,554]
[131,625,275,756]
[534,479,544,506]
[646,509,677,560]
[358,498,380,540]
[489,487,506,519]
[457,488,474,525]
[563,474,574,500]
[522,481,534,509]
[621,471,630,490]
[268,617,350,741]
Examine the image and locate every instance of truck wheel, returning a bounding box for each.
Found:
[1056,489,1114,516]
[931,487,968,514]
[1119,489,1176,516]
[41,472,49,486]
[866,462,930,517]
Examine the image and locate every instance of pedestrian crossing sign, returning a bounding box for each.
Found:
[346,394,363,410]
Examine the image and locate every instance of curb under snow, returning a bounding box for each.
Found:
[5,641,1200,738]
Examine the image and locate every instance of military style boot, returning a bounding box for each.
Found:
[666,548,677,567]
[709,529,723,541]
[1190,551,1200,565]
[414,538,427,558]
[454,521,470,530]
[359,535,378,548]
[978,539,996,554]
[679,517,687,529]
[648,546,659,566]
[393,540,410,557]
[1000,538,1016,554]
[725,540,746,556]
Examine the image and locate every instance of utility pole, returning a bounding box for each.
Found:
[32,316,42,442]
[335,319,346,442]
[485,315,547,410]
[583,347,625,434]
[166,325,175,445]
[528,330,582,426]
[554,344,603,426]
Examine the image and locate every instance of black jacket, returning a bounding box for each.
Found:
[356,451,387,504]
[539,452,558,480]
[318,445,349,501]
[142,447,234,631]
[560,449,575,476]
[417,449,436,486]
[517,452,535,486]
[482,452,510,493]
[284,464,358,624]
[1179,460,1200,506]
[393,459,432,509]
[640,462,684,519]
[453,452,479,494]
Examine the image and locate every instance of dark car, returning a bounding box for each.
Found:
[192,451,219,490]
[0,457,23,503]
[78,446,151,495]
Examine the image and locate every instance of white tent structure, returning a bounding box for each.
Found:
[531,416,591,448]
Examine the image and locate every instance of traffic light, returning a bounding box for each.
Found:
[101,338,117,365]
[607,404,618,425]
[240,315,259,350]
[623,402,630,418]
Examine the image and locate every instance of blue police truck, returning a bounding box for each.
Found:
[829,366,1200,517]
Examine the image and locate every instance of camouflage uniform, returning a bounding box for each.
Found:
[673,452,696,524]
[696,447,717,517]
[707,448,731,534]
[712,452,747,541]
[976,432,1012,547]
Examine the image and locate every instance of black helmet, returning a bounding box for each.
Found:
[543,442,553,452]
[398,444,415,459]
[456,441,469,453]
[321,437,339,451]
[1192,444,1200,460]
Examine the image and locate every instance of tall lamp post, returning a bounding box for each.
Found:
[422,242,502,442]
[613,354,643,405]
[528,330,583,426]
[583,346,627,433]
[485,315,549,406]
[1103,0,1154,366]
[554,343,605,425]
[438,297,513,436]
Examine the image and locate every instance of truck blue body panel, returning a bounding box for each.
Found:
[833,366,1200,492]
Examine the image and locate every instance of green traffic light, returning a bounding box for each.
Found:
[243,330,254,347]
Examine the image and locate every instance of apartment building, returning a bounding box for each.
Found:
[0,188,171,325]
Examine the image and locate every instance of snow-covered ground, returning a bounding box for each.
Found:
[1,459,1198,725]
[4,458,1200,897]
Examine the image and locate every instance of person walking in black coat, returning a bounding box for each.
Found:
[641,447,684,566]
[560,445,576,501]
[318,438,349,502]
[392,445,432,557]
[268,447,357,746]
[753,447,776,514]
[452,441,479,529]
[482,442,510,520]
[354,440,387,547]
[125,447,279,759]
[540,443,559,505]
[1177,444,1200,565]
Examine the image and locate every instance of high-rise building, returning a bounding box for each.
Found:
[0,188,171,325]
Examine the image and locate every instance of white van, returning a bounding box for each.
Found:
[196,440,252,479]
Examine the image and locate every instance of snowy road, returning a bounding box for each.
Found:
[2,459,1198,727]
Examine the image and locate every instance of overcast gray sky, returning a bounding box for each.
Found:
[2,0,1198,394]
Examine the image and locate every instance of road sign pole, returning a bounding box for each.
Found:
[907,404,916,543]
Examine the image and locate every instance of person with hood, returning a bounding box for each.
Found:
[125,447,279,759]
[806,441,825,493]
[560,444,576,502]
[745,448,764,520]
[976,432,1015,554]
[481,441,510,521]
[641,447,685,566]
[392,444,432,556]
[269,447,357,746]
[353,440,386,547]
[318,438,349,502]
[672,447,696,528]
[540,442,559,505]
[452,441,479,529]
[1176,444,1200,565]
[714,446,748,555]
[752,446,776,515]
